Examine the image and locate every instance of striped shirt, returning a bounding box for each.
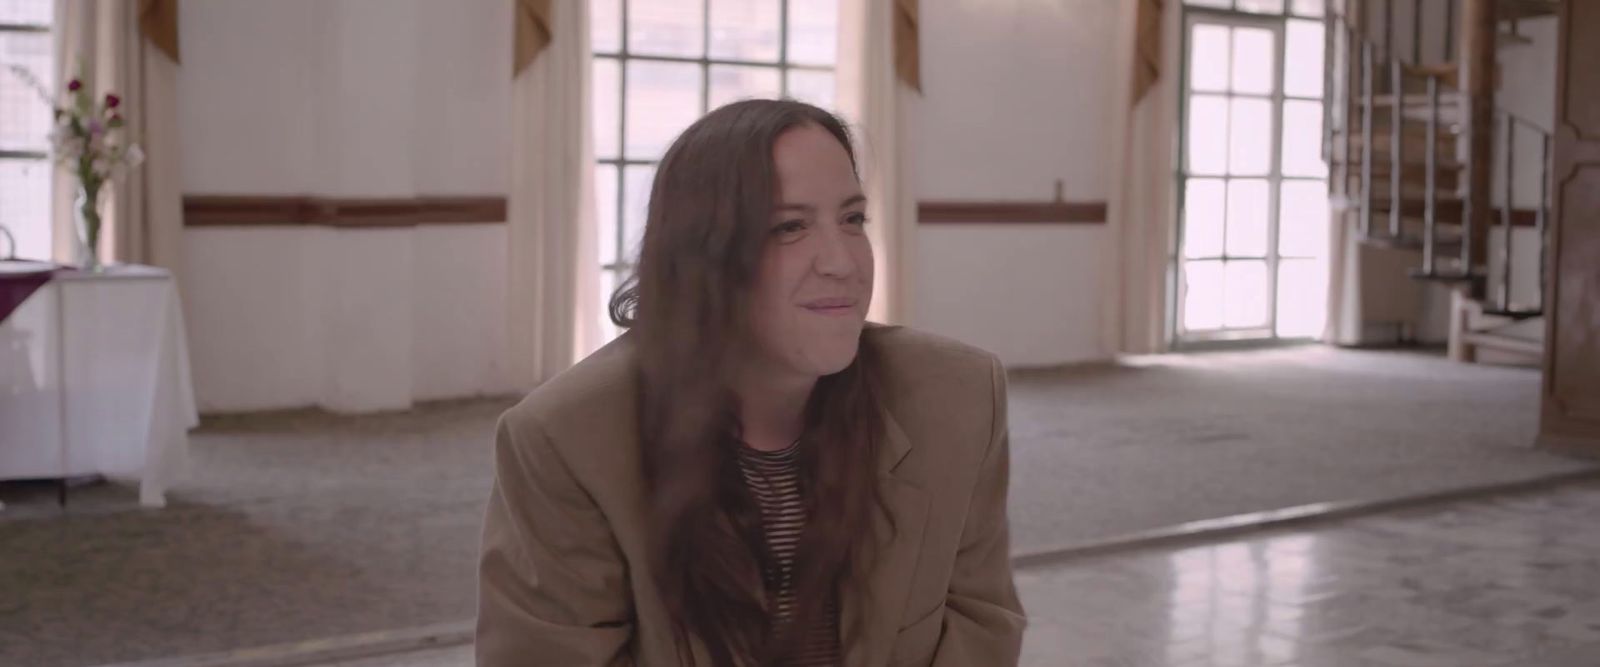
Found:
[735,439,841,666]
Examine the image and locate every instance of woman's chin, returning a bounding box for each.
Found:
[806,341,863,377]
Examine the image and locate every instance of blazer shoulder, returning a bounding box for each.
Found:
[499,333,640,460]
[864,325,1003,447]
[864,324,1001,386]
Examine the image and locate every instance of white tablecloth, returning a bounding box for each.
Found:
[0,264,198,507]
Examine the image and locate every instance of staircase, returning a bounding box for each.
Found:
[1324,0,1556,363]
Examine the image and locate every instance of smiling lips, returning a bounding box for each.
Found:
[802,297,858,316]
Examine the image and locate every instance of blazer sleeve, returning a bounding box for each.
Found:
[476,411,635,667]
[931,354,1027,665]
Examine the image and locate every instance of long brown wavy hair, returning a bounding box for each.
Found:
[609,99,886,666]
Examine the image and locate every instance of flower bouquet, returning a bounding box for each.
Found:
[6,65,144,271]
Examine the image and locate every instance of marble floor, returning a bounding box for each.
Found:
[10,347,1593,666]
[313,481,1600,667]
[1014,480,1600,667]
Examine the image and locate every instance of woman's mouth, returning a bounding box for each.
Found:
[802,297,857,316]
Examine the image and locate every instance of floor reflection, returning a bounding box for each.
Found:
[1018,482,1600,666]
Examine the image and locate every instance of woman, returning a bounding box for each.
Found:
[477,99,1024,666]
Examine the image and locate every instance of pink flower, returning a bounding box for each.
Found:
[105,93,120,109]
[67,79,81,91]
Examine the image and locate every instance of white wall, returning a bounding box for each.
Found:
[1488,16,1556,315]
[909,0,1121,367]
[917,226,1109,366]
[178,0,513,413]
[1494,15,1556,211]
[178,0,1128,405]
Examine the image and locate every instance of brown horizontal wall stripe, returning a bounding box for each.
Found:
[919,201,1108,224]
[184,196,507,227]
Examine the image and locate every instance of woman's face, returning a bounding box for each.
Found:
[746,123,874,380]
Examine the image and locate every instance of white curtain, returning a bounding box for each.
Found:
[1104,0,1180,355]
[837,0,916,326]
[50,0,184,274]
[1323,208,1361,344]
[50,0,92,265]
[506,0,599,390]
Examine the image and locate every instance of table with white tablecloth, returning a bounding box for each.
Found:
[0,262,198,507]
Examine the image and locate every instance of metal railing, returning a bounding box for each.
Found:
[1323,0,1552,319]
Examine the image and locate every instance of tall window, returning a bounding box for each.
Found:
[0,0,55,261]
[1176,0,1329,343]
[590,0,840,342]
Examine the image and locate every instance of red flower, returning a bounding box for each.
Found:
[67,79,82,91]
[105,93,121,109]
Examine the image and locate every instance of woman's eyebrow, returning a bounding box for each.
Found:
[774,194,868,212]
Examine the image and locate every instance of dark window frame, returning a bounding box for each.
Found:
[1,19,52,160]
[594,0,834,282]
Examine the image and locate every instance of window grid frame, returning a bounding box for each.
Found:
[1176,9,1307,342]
[2,13,54,262]
[1181,0,1324,19]
[1,18,51,159]
[595,0,835,276]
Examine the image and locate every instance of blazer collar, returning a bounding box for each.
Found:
[841,404,931,667]
[878,401,915,475]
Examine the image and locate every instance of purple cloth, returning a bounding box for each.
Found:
[0,266,57,326]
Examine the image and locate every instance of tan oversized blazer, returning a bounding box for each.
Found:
[477,325,1025,666]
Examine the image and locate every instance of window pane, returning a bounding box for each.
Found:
[710,0,780,62]
[596,164,619,266]
[1224,260,1270,328]
[592,58,620,159]
[1,32,55,152]
[1237,0,1286,13]
[0,0,52,24]
[1226,179,1270,257]
[1285,19,1325,98]
[1276,258,1328,337]
[1188,95,1229,176]
[1228,98,1272,175]
[629,0,704,58]
[1184,178,1226,259]
[1279,180,1329,258]
[622,165,657,264]
[786,69,836,111]
[787,0,840,66]
[708,65,781,111]
[625,60,702,160]
[1189,25,1230,93]
[1291,0,1326,17]
[592,0,621,52]
[1231,28,1276,95]
[0,159,53,261]
[1281,99,1326,177]
[1184,260,1225,331]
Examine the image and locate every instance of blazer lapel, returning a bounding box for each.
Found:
[841,407,930,667]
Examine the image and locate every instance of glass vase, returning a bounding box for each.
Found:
[75,184,104,272]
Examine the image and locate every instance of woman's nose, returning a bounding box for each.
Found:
[813,225,857,278]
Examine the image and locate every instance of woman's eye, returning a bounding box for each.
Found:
[845,212,870,227]
[771,220,807,240]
